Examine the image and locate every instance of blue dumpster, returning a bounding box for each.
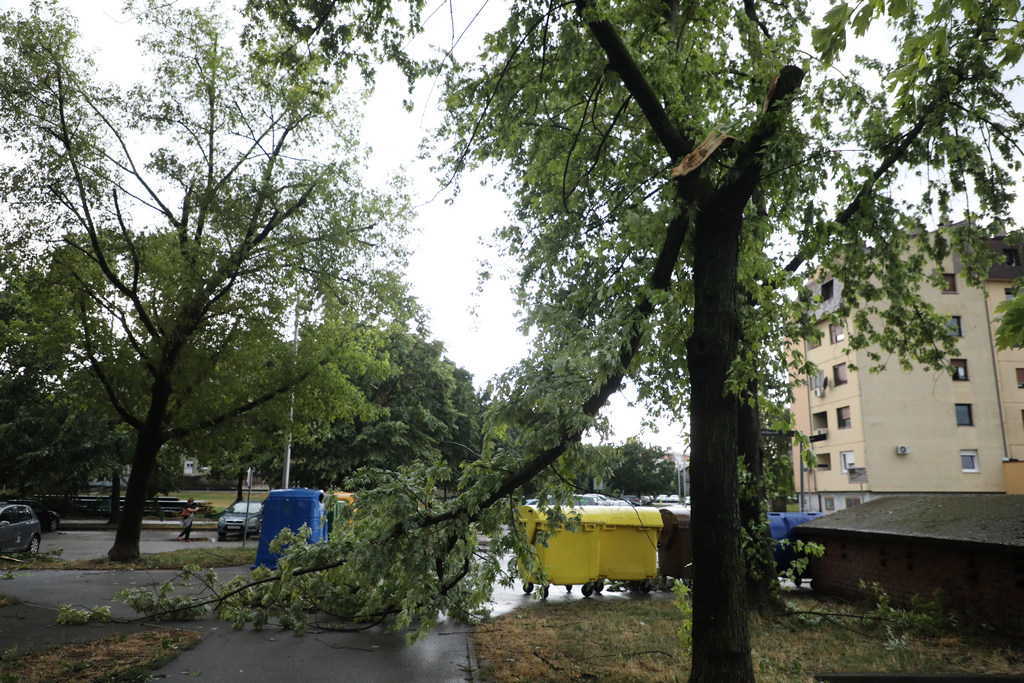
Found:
[253,488,327,569]
[767,511,823,584]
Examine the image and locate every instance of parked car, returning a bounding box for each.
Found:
[0,503,41,554]
[217,500,264,540]
[10,499,59,532]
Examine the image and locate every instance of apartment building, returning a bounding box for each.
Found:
[792,235,1024,512]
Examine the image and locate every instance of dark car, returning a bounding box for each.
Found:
[0,503,41,554]
[217,500,264,540]
[11,499,59,532]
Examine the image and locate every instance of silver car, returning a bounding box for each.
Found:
[217,500,264,540]
[0,503,41,554]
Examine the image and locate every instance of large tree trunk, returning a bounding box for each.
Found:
[108,378,171,562]
[687,203,753,682]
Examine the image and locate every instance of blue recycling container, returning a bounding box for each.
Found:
[253,488,327,570]
[767,511,823,579]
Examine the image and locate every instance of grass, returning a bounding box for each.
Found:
[0,546,256,571]
[0,629,202,682]
[473,590,1024,682]
[169,490,263,515]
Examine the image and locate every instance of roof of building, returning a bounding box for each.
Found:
[794,494,1024,550]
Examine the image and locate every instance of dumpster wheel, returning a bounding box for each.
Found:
[541,585,550,599]
[523,582,534,595]
[594,579,605,593]
[581,582,594,598]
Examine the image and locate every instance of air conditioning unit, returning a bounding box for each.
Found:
[813,387,824,398]
[816,428,828,437]
[896,444,911,455]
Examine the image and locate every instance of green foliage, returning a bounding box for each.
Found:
[116,567,216,622]
[994,296,1024,350]
[56,604,111,625]
[604,440,677,499]
[0,1,412,547]
[673,580,693,645]
[289,325,486,488]
[861,580,958,638]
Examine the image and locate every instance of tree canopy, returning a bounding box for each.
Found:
[0,0,412,560]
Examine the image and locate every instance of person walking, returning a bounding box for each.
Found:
[177,498,200,541]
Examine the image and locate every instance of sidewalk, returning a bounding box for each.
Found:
[0,529,480,681]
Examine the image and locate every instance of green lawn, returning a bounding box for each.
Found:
[168,490,265,515]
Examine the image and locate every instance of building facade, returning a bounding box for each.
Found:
[792,236,1024,512]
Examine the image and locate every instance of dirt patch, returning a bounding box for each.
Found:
[0,628,202,682]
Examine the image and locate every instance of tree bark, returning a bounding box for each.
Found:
[687,199,754,682]
[107,377,171,562]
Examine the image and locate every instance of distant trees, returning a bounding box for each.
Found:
[288,326,486,489]
[604,441,676,500]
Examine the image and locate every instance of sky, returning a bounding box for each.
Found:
[0,0,690,453]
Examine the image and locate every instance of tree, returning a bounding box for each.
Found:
[605,440,676,500]
[288,324,486,488]
[0,1,411,561]
[432,1,1023,679]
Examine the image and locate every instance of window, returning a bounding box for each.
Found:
[840,450,855,473]
[946,316,963,337]
[833,362,848,386]
[942,273,957,293]
[951,359,968,381]
[820,279,834,300]
[815,453,832,470]
[829,323,845,344]
[1004,248,1021,267]
[1017,368,1024,388]
[955,403,973,426]
[824,497,835,511]
[845,497,862,508]
[837,406,852,429]
[812,411,828,433]
[960,449,979,472]
[1007,288,1016,301]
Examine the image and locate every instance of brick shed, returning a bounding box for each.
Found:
[794,494,1024,635]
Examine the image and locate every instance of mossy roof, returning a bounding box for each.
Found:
[794,494,1024,549]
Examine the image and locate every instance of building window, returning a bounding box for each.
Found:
[1017,368,1024,388]
[1007,288,1016,301]
[955,403,973,426]
[837,406,852,429]
[815,453,831,470]
[951,359,968,381]
[812,411,828,433]
[840,451,855,473]
[960,449,979,472]
[946,316,963,337]
[1005,248,1021,267]
[824,497,835,511]
[184,460,195,475]
[833,362,848,386]
[820,279,834,300]
[829,323,845,344]
[845,497,862,508]
[942,273,957,293]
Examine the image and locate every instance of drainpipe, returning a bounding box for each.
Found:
[983,288,1010,464]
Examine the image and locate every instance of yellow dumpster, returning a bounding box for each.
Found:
[595,506,662,587]
[518,505,602,598]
